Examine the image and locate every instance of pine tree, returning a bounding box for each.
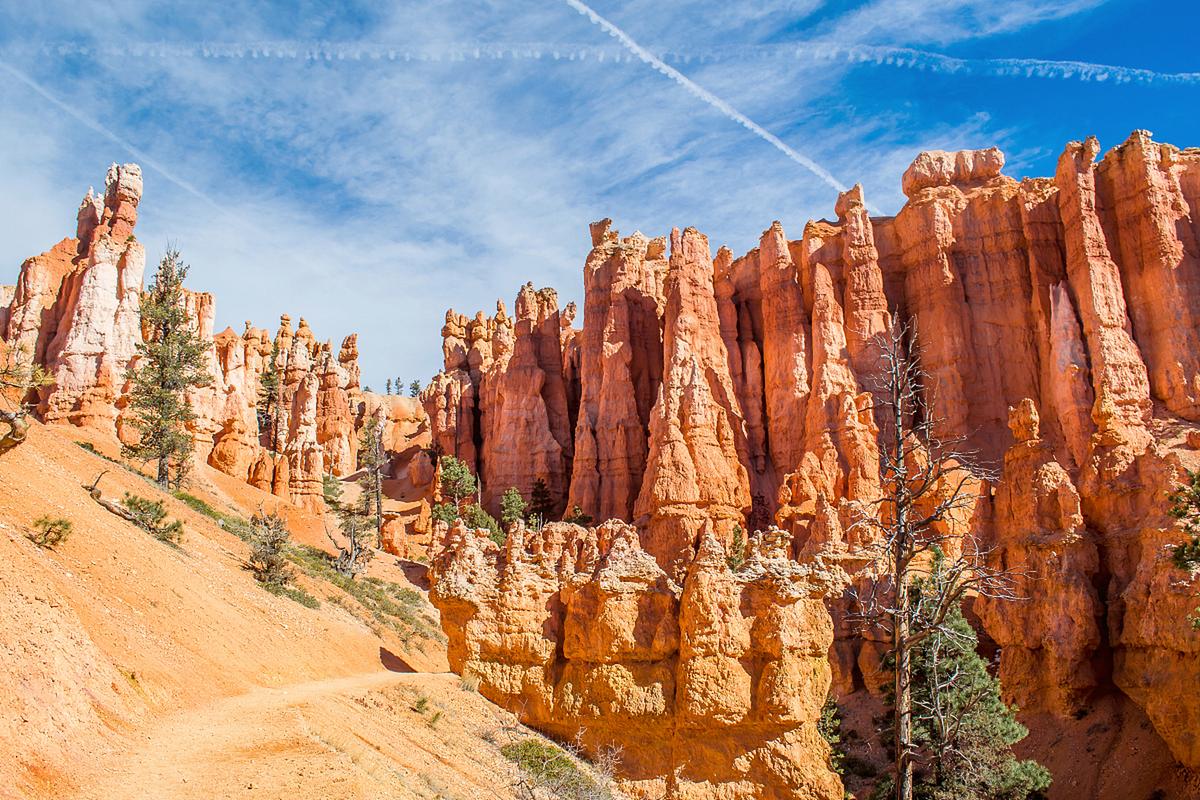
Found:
[528,477,554,527]
[358,412,386,544]
[851,321,1023,800]
[386,378,393,396]
[500,486,528,528]
[122,249,212,487]
[875,556,1050,800]
[256,339,283,453]
[438,455,478,510]
[409,380,421,398]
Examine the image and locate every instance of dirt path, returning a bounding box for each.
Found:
[74,670,515,800]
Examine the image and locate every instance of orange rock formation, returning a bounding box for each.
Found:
[430,519,845,799]
[2,166,433,525]
[423,130,1200,772]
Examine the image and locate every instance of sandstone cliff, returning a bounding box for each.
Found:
[423,130,1200,773]
[430,518,844,799]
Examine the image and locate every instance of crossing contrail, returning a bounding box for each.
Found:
[562,0,852,200]
[0,60,221,210]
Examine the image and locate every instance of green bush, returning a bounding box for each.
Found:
[501,737,613,800]
[122,493,184,543]
[28,516,72,548]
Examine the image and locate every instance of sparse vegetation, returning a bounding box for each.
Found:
[28,516,72,548]
[247,511,292,587]
[459,671,481,693]
[172,490,255,541]
[284,543,439,642]
[501,734,619,800]
[726,524,745,571]
[563,504,593,527]
[122,493,184,543]
[1168,469,1200,628]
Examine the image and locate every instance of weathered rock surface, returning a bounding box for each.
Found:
[2,167,433,540]
[422,130,1200,772]
[430,519,844,799]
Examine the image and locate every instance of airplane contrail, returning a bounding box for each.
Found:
[0,60,221,210]
[562,0,853,202]
[7,40,1195,86]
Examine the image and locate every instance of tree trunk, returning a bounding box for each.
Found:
[157,457,170,488]
[895,568,913,800]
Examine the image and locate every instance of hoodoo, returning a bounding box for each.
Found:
[5,130,1200,798]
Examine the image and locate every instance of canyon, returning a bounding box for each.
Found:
[4,129,1200,798]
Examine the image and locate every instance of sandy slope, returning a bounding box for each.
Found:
[74,671,521,800]
[0,422,522,800]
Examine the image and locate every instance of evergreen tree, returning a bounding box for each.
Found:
[409,380,422,398]
[430,455,502,543]
[874,556,1051,800]
[1168,470,1200,628]
[562,504,593,527]
[386,378,393,396]
[528,477,554,527]
[500,486,528,528]
[122,249,212,487]
[358,412,386,544]
[256,339,283,453]
[852,321,1022,800]
[438,455,478,510]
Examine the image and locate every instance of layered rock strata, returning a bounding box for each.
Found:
[430,519,844,799]
[424,131,1200,770]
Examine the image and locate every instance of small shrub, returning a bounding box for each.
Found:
[463,503,503,545]
[264,582,320,608]
[818,696,845,778]
[122,493,184,543]
[413,694,430,713]
[563,505,593,526]
[431,501,458,526]
[28,516,72,548]
[727,525,746,571]
[502,736,614,800]
[428,710,443,728]
[248,512,292,587]
[459,671,481,693]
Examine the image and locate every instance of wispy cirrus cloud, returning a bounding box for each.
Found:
[0,0,1192,387]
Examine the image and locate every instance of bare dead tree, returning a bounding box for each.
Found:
[847,319,1022,800]
[0,346,52,455]
[323,511,374,578]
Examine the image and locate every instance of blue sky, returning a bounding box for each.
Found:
[1,0,1197,387]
